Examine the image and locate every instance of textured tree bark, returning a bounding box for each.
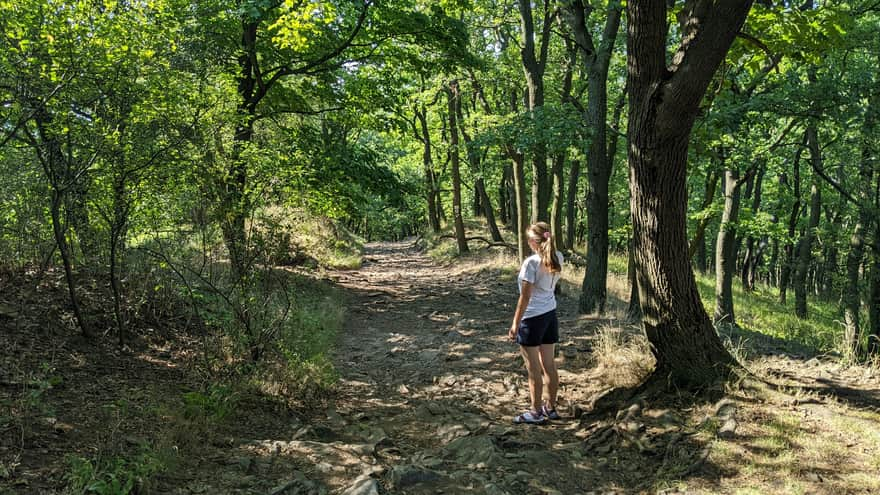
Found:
[714,168,741,326]
[454,94,503,242]
[794,127,822,318]
[518,0,552,222]
[626,0,751,386]
[414,104,441,233]
[564,159,580,251]
[869,232,880,356]
[779,136,806,304]
[447,81,469,255]
[627,236,641,320]
[742,164,766,291]
[688,168,720,266]
[562,0,622,315]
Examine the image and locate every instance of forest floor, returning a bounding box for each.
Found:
[3,240,880,494]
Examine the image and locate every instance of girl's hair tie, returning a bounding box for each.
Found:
[543,231,551,239]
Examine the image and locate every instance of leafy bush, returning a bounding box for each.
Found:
[65,448,163,495]
[181,384,237,422]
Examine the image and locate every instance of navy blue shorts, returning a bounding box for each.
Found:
[517,309,559,347]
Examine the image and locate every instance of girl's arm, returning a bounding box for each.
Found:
[508,281,533,341]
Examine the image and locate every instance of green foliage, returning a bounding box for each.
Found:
[181,384,237,422]
[263,279,346,398]
[65,448,163,495]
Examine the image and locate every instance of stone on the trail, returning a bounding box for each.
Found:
[714,398,736,418]
[419,349,441,362]
[389,464,442,489]
[442,435,502,468]
[268,472,321,495]
[397,384,410,394]
[481,483,511,495]
[437,423,471,444]
[717,417,737,439]
[341,475,379,495]
[424,401,447,416]
[805,472,824,482]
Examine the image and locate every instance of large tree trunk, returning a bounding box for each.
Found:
[563,0,622,315]
[627,235,641,320]
[714,167,741,326]
[626,0,750,386]
[869,230,880,356]
[845,70,879,360]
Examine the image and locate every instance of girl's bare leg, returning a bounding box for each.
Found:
[520,345,543,411]
[538,344,558,409]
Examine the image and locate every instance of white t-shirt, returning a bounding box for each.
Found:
[517,251,564,319]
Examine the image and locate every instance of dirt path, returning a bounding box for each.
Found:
[6,241,880,494]
[304,241,616,494]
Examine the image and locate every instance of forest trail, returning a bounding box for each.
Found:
[5,241,880,494]
[282,241,880,495]
[311,240,611,494]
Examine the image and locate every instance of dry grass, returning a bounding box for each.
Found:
[593,323,655,388]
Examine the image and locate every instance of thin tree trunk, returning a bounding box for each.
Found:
[502,165,514,228]
[565,159,580,250]
[779,135,806,304]
[414,104,441,233]
[518,0,552,222]
[794,127,822,319]
[550,152,565,241]
[688,168,720,265]
[454,92,503,242]
[30,108,91,338]
[714,166,741,326]
[511,152,529,260]
[740,163,764,291]
[563,0,623,315]
[844,213,867,360]
[51,190,90,338]
[447,81,468,254]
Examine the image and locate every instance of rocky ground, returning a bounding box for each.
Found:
[3,241,880,494]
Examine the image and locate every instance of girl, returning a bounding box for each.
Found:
[508,222,564,424]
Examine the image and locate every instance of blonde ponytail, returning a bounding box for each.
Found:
[527,222,561,273]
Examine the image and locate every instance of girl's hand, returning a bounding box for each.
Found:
[508,324,518,342]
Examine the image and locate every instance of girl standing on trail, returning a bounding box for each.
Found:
[508,222,564,424]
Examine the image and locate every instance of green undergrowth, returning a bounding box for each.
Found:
[255,206,364,270]
[600,253,849,358]
[423,218,517,263]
